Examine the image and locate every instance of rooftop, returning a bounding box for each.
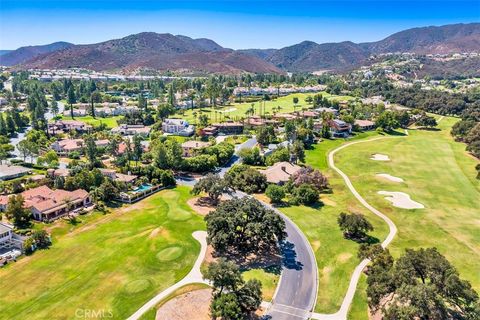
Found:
[0,165,32,179]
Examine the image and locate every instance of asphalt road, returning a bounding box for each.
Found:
[176,135,318,320]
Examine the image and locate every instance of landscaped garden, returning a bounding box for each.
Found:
[0,187,205,320]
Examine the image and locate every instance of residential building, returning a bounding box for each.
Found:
[51,139,84,156]
[46,168,70,178]
[0,165,32,181]
[297,110,319,118]
[181,140,211,157]
[259,161,302,185]
[99,169,137,184]
[355,119,376,131]
[315,107,338,116]
[162,119,194,136]
[0,222,24,256]
[273,113,297,121]
[245,116,279,127]
[0,186,92,222]
[111,124,151,137]
[95,139,110,148]
[211,122,244,135]
[62,109,87,117]
[201,126,218,137]
[49,119,92,133]
[329,119,352,137]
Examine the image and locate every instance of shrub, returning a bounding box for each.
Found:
[291,184,319,205]
[265,184,285,204]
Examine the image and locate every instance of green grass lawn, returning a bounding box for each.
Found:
[334,116,479,318]
[0,186,205,320]
[175,92,354,124]
[58,115,123,128]
[242,268,280,301]
[280,118,479,317]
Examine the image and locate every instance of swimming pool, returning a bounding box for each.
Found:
[132,184,153,193]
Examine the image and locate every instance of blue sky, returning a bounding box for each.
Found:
[0,1,479,50]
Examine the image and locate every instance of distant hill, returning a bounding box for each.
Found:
[266,41,369,72]
[8,23,480,74]
[363,23,480,54]
[237,49,277,60]
[263,23,480,72]
[0,41,74,66]
[0,50,12,56]
[17,33,281,74]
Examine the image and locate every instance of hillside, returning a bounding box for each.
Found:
[265,23,480,72]
[364,23,480,54]
[266,41,369,72]
[7,22,480,73]
[18,33,282,74]
[0,41,74,66]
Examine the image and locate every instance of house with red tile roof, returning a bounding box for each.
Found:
[0,186,92,222]
[51,139,84,156]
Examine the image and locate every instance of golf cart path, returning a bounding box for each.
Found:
[127,231,208,320]
[311,137,399,320]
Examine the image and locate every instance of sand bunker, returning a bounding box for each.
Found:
[371,154,390,161]
[218,107,237,113]
[378,191,424,209]
[376,173,404,183]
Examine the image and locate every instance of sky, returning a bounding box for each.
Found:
[0,0,479,50]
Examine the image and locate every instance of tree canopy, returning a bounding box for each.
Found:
[204,258,262,320]
[366,247,479,320]
[205,197,286,257]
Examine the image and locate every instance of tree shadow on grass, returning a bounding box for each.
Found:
[417,127,441,131]
[344,233,380,245]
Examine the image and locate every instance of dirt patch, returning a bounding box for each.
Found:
[149,228,161,238]
[187,197,217,216]
[156,288,212,320]
[337,252,353,263]
[311,240,321,252]
[320,195,337,207]
[204,245,216,264]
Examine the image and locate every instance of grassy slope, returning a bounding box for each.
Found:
[0,186,205,320]
[175,92,354,124]
[335,116,480,291]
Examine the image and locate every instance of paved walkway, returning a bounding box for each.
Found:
[127,231,208,320]
[310,137,399,320]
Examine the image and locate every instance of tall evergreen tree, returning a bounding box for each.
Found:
[67,86,76,119]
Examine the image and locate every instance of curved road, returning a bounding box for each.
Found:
[263,203,317,320]
[311,137,399,320]
[178,136,319,320]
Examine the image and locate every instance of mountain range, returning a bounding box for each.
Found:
[1,23,479,74]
